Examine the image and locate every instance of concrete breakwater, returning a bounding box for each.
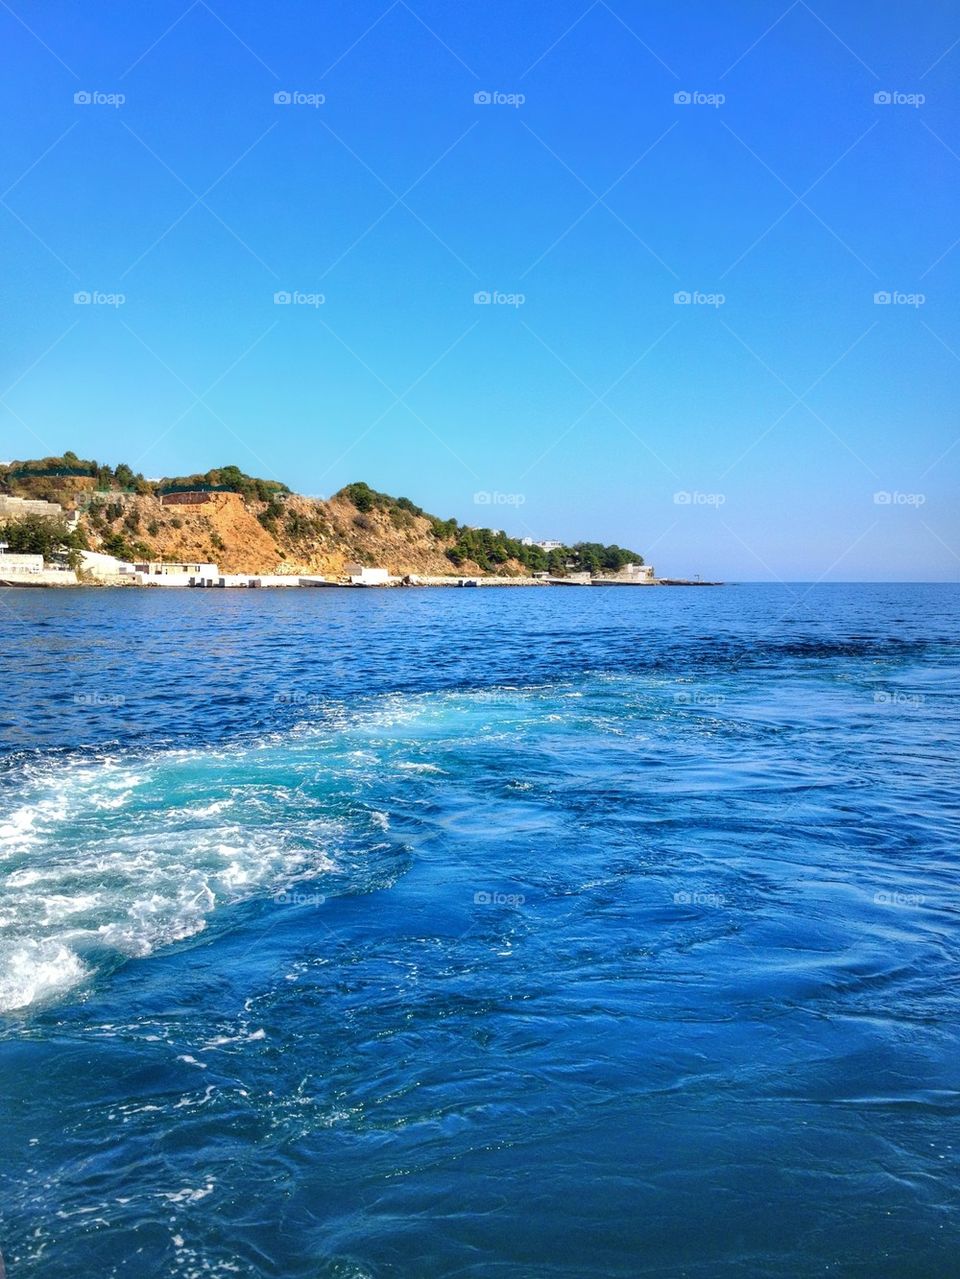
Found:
[0,572,720,589]
[0,550,718,589]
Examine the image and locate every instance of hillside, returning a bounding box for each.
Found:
[0,455,645,578]
[78,489,487,576]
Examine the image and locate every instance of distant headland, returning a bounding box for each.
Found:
[0,452,716,588]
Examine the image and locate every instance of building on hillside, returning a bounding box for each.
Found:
[619,563,655,580]
[0,494,64,520]
[343,563,390,585]
[520,537,564,552]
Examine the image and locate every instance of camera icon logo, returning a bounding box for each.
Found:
[673,491,692,504]
[874,91,892,105]
[473,290,491,304]
[74,90,92,105]
[73,291,91,304]
[673,290,691,304]
[274,291,292,305]
[474,91,492,105]
[674,91,692,105]
[274,91,292,105]
[873,291,891,305]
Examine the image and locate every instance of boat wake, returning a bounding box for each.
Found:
[0,725,402,1012]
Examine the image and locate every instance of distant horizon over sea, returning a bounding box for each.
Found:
[2,582,958,1277]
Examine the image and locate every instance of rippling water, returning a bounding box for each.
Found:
[1,583,958,1277]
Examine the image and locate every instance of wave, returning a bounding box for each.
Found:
[2,680,561,1012]
[0,723,403,1012]
[0,682,558,1011]
[2,662,953,1014]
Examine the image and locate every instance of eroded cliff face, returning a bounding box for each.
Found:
[78,491,499,576]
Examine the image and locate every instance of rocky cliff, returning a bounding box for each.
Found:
[79,490,493,576]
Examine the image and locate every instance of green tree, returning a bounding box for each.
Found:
[101,531,151,560]
[0,515,85,568]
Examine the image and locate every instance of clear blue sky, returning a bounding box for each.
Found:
[2,1,958,580]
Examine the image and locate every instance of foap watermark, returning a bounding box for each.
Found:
[73,691,125,707]
[674,290,725,307]
[874,90,925,108]
[474,90,525,108]
[674,90,725,108]
[474,890,526,906]
[274,890,327,906]
[874,290,925,307]
[674,690,725,708]
[674,490,725,506]
[873,490,926,506]
[74,290,125,307]
[874,889,924,907]
[74,90,125,108]
[274,690,323,706]
[873,691,925,709]
[274,290,325,307]
[474,490,525,507]
[274,90,325,107]
[674,889,726,908]
[474,290,525,308]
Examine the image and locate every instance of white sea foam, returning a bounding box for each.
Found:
[0,939,88,1011]
[0,750,342,1012]
[1,686,540,1012]
[201,1027,266,1048]
[0,794,69,852]
[161,1182,215,1203]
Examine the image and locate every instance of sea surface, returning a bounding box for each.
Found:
[1,582,958,1278]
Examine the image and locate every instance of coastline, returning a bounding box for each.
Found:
[0,573,722,590]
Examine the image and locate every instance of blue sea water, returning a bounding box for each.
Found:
[1,582,958,1278]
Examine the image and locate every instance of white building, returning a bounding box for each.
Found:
[343,562,390,585]
[0,548,76,584]
[0,551,43,573]
[520,538,564,552]
[132,560,219,577]
[620,563,655,580]
[80,550,129,578]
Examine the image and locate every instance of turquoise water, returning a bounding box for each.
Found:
[1,584,959,1276]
